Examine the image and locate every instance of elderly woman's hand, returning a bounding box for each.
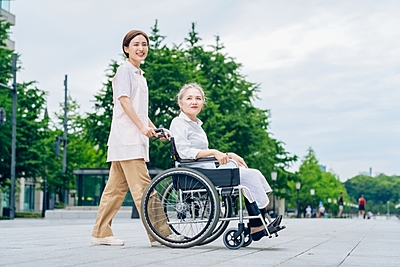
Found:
[227,152,248,168]
[213,150,229,165]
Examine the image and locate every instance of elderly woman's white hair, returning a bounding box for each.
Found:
[176,83,206,103]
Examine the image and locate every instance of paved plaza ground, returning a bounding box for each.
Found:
[0,215,399,267]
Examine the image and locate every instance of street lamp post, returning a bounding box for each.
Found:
[296,182,301,218]
[310,189,315,218]
[271,171,277,217]
[62,75,68,205]
[55,75,69,206]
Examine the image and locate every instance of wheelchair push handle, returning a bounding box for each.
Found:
[154,128,171,139]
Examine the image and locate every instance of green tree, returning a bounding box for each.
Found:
[84,61,118,164]
[51,95,100,203]
[1,81,51,190]
[345,174,400,214]
[144,22,201,168]
[0,17,13,83]
[295,148,346,217]
[15,82,49,179]
[1,19,56,211]
[0,17,14,188]
[179,24,297,195]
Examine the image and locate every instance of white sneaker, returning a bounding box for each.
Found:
[91,236,124,246]
[167,233,185,241]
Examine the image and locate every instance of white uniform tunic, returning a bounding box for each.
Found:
[107,61,149,162]
[170,112,272,208]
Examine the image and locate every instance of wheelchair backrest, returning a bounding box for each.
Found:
[170,137,181,163]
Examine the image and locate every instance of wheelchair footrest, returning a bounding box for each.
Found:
[267,224,286,237]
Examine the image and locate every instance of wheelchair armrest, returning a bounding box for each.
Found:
[179,158,239,168]
[179,157,218,164]
[228,159,239,168]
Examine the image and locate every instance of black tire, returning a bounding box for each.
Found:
[141,168,220,248]
[223,228,244,250]
[241,227,252,247]
[160,178,234,246]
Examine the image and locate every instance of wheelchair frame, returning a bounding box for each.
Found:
[140,130,283,249]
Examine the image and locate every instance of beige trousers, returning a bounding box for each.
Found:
[92,159,170,242]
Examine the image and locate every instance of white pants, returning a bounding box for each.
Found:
[188,161,272,209]
[239,167,272,209]
[218,162,272,209]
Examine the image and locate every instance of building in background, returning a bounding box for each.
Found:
[359,167,373,177]
[0,0,15,50]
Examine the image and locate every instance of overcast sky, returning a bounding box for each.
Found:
[8,0,400,181]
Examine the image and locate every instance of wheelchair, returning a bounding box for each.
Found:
[140,129,285,249]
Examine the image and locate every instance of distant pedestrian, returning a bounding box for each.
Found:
[338,192,344,218]
[358,194,366,218]
[306,205,312,218]
[366,211,373,219]
[318,203,325,218]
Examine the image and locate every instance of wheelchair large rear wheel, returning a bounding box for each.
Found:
[141,168,220,248]
[159,181,233,246]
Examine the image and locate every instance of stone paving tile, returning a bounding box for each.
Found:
[0,216,399,267]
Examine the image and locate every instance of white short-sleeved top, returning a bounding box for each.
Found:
[107,61,149,162]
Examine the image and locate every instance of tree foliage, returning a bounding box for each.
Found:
[0,18,14,189]
[290,148,347,216]
[15,82,49,179]
[46,94,102,202]
[0,17,13,84]
[84,61,118,163]
[0,80,50,186]
[345,174,400,214]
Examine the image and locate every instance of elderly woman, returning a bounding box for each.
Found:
[169,83,283,241]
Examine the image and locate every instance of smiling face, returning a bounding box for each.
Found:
[178,87,205,121]
[124,34,148,68]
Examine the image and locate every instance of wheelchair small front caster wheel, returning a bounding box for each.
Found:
[223,228,244,250]
[241,228,252,247]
